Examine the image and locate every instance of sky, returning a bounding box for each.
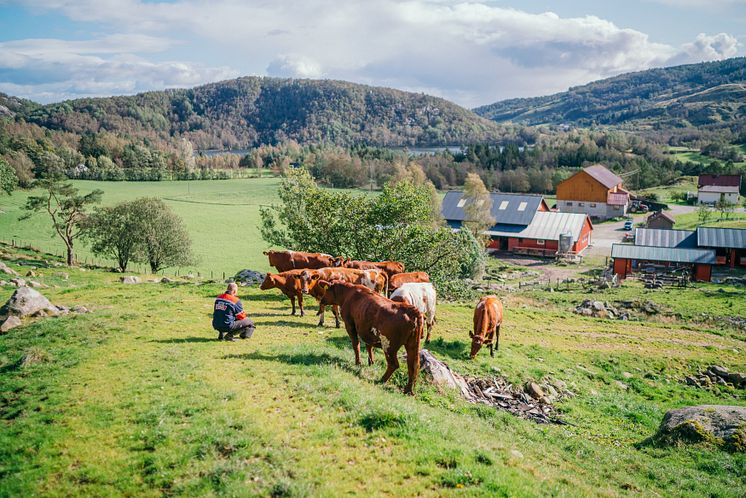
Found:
[0,0,743,107]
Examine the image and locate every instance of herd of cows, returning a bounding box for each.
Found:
[257,250,504,395]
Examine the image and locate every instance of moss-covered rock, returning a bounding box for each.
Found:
[656,405,746,452]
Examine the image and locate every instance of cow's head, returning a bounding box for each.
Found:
[314,280,337,305]
[293,270,320,294]
[331,257,346,267]
[469,331,484,360]
[259,272,277,290]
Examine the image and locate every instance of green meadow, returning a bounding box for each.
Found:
[1,178,299,276]
[0,246,744,496]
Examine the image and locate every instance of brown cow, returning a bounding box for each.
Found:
[469,296,504,359]
[259,270,311,316]
[263,250,335,272]
[389,271,430,294]
[297,268,387,327]
[316,280,424,395]
[333,258,405,278]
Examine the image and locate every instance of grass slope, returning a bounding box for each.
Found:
[0,178,339,275]
[0,246,744,496]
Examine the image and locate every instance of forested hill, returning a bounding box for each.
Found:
[9,77,503,149]
[474,57,746,128]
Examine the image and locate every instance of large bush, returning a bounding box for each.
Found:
[260,169,483,290]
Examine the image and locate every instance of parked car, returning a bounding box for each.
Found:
[623,220,634,231]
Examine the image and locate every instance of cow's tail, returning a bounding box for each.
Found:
[383,272,389,296]
[415,311,425,344]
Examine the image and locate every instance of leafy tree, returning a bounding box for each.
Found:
[22,178,103,265]
[128,198,195,273]
[715,196,736,220]
[696,203,713,225]
[83,203,143,272]
[462,172,495,241]
[0,158,18,195]
[260,169,483,289]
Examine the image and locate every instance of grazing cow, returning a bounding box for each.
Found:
[316,280,424,395]
[297,268,387,327]
[263,250,335,272]
[389,271,430,294]
[390,282,437,343]
[259,270,310,316]
[333,258,405,278]
[469,296,504,359]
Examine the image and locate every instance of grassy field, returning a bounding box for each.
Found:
[0,179,384,277]
[637,176,698,205]
[666,146,746,169]
[674,210,746,230]
[1,246,744,496]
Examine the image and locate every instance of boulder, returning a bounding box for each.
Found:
[160,277,173,283]
[25,270,37,277]
[0,286,59,319]
[10,278,26,287]
[0,261,19,277]
[232,269,266,286]
[72,305,90,314]
[29,281,49,289]
[120,276,140,284]
[1,316,22,333]
[524,382,545,400]
[657,405,746,451]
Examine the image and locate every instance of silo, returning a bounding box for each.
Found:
[558,232,573,254]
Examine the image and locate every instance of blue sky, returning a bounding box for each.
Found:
[0,0,743,106]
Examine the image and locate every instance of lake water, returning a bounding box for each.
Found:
[196,145,465,157]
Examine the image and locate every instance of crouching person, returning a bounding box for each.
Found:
[212,283,255,341]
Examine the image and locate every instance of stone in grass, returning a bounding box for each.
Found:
[656,405,746,452]
[120,276,140,284]
[0,286,59,319]
[72,305,90,314]
[1,315,22,333]
[0,261,19,277]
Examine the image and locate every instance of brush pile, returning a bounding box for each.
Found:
[419,349,573,424]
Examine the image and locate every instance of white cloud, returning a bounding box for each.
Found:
[267,55,323,78]
[3,1,743,106]
[0,34,238,102]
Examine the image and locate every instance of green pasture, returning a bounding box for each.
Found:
[0,178,379,277]
[674,210,746,230]
[0,247,744,496]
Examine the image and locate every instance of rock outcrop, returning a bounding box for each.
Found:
[231,269,266,286]
[656,405,746,451]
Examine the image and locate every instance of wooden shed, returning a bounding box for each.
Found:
[645,211,675,230]
[611,244,715,282]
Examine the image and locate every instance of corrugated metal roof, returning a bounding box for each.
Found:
[485,211,588,242]
[698,185,740,193]
[635,228,696,248]
[698,174,741,188]
[584,164,623,189]
[441,191,545,226]
[697,227,746,249]
[612,244,715,264]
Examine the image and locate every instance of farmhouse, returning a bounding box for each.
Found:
[556,164,629,220]
[697,227,746,268]
[611,243,715,282]
[442,191,592,255]
[697,175,741,205]
[645,211,675,230]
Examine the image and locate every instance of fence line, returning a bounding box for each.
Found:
[1,238,234,282]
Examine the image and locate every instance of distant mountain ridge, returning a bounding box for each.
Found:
[3,77,503,149]
[474,57,746,129]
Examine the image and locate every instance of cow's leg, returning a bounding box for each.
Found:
[367,344,374,365]
[403,333,421,395]
[298,294,305,317]
[425,321,433,344]
[345,324,361,366]
[317,304,325,327]
[379,342,400,384]
[290,294,296,315]
[333,305,340,328]
[495,324,501,352]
